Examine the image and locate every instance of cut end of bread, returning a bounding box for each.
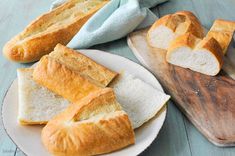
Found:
[167,46,222,76]
[147,11,204,50]
[167,34,223,76]
[147,25,176,49]
[17,68,70,124]
[110,72,170,129]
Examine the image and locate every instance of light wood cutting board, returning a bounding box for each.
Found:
[127,28,235,147]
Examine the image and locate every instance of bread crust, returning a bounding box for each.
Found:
[147,11,204,48]
[33,55,102,103]
[167,33,223,75]
[49,44,118,87]
[41,88,135,156]
[3,0,109,63]
[207,19,235,54]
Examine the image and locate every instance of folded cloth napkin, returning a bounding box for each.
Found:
[51,0,167,49]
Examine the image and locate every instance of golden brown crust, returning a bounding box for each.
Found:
[18,119,47,125]
[49,44,118,87]
[3,0,109,63]
[197,37,223,68]
[41,88,135,156]
[147,10,204,43]
[33,55,102,103]
[167,33,200,54]
[167,33,223,75]
[207,19,235,54]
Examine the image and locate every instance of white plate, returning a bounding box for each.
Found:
[2,49,167,156]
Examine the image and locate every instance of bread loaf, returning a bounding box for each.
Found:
[17,68,69,125]
[33,44,117,103]
[49,44,117,87]
[147,11,204,50]
[3,0,109,63]
[166,33,223,76]
[41,88,135,156]
[33,55,102,103]
[207,19,235,54]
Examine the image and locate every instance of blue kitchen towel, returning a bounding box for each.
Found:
[51,0,167,49]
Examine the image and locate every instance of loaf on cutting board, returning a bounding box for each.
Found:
[147,11,204,50]
[3,0,109,63]
[167,19,235,76]
[41,88,135,156]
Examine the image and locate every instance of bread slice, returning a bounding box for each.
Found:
[33,55,102,103]
[167,33,223,76]
[3,0,109,63]
[17,68,69,125]
[41,88,135,156]
[110,72,170,129]
[49,44,117,87]
[207,19,235,54]
[147,11,204,50]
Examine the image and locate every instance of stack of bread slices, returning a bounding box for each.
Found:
[17,44,170,155]
[147,11,235,76]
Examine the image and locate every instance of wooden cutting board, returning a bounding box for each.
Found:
[127,28,235,147]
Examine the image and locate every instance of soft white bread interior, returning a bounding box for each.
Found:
[41,88,135,156]
[207,19,235,54]
[109,72,170,129]
[17,68,69,125]
[3,0,109,63]
[166,33,223,76]
[147,11,204,50]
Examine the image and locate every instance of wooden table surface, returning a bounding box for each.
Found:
[1,0,235,155]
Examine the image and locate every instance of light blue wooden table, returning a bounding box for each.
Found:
[1,0,235,155]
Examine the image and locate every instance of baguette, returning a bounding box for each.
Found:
[3,0,109,63]
[41,88,135,156]
[207,19,235,54]
[147,11,204,50]
[33,55,102,103]
[49,44,117,87]
[166,33,223,76]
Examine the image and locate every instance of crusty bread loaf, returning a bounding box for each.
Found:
[110,72,170,129]
[147,11,204,50]
[3,0,109,63]
[166,33,223,76]
[49,44,117,87]
[17,68,69,125]
[207,19,235,54]
[33,55,103,103]
[41,88,135,156]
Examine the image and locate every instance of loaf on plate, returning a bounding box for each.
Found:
[49,44,117,87]
[33,44,117,103]
[3,0,109,63]
[41,88,135,156]
[147,11,204,50]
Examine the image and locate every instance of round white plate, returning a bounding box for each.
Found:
[2,49,167,156]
